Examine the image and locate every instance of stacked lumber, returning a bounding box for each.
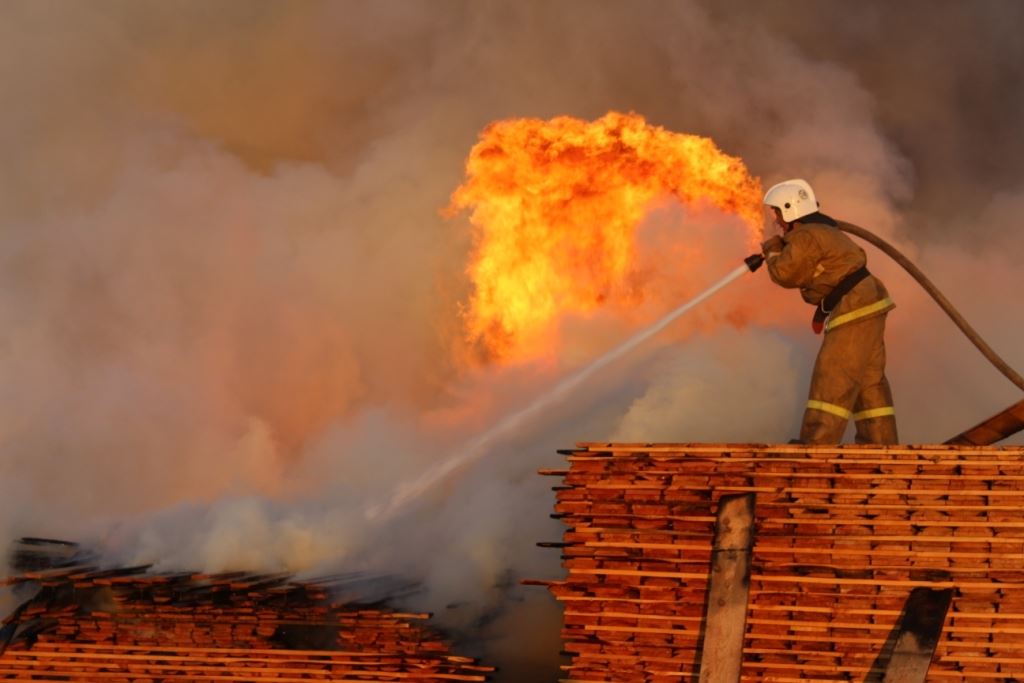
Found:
[0,560,493,681]
[534,443,1024,682]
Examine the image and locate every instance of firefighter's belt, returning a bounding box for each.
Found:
[812,266,870,334]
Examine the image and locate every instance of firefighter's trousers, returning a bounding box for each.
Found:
[800,313,897,444]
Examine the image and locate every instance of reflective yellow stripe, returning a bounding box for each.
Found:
[853,406,896,421]
[806,400,852,420]
[825,297,894,332]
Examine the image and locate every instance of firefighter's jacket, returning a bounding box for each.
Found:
[765,219,894,329]
[766,217,897,445]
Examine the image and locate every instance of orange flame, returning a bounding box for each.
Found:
[449,112,763,362]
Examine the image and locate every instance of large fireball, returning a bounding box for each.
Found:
[450,112,763,362]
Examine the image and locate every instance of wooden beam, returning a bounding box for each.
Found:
[697,493,755,683]
[947,397,1024,445]
[880,587,953,683]
[571,442,1007,455]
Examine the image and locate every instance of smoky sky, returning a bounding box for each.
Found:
[710,0,1024,241]
[1,2,1022,681]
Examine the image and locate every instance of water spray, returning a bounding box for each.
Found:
[367,213,1024,520]
[367,254,765,521]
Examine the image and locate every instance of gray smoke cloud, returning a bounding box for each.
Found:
[1,1,1022,680]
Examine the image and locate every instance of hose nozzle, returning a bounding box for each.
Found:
[744,253,765,272]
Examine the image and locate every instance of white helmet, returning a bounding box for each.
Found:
[763,178,818,223]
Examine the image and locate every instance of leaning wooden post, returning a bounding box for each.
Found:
[881,587,953,683]
[698,492,756,683]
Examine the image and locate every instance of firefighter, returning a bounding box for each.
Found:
[761,179,898,444]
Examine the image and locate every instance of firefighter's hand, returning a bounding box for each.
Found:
[761,235,784,255]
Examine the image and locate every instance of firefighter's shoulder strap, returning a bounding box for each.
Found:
[797,213,870,334]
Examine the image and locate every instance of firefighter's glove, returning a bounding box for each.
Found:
[761,235,785,256]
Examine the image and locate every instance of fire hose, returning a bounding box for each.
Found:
[745,222,1024,394]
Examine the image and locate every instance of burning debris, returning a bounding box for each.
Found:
[532,443,1024,680]
[0,539,493,681]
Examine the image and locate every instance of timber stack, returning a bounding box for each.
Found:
[0,545,493,681]
[533,443,1024,682]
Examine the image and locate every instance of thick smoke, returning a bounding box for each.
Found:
[1,1,1021,680]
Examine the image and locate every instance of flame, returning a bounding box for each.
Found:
[449,112,763,362]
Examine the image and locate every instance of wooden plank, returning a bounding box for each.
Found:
[563,468,1024,481]
[561,483,1024,497]
[23,641,473,661]
[0,659,482,680]
[560,511,1024,528]
[947,397,1024,446]
[0,649,480,669]
[697,493,755,683]
[880,588,953,683]
[0,671,484,683]
[568,567,1020,589]
[565,493,1024,509]
[582,540,1024,560]
[569,526,1024,544]
[572,442,1021,455]
[0,658,488,681]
